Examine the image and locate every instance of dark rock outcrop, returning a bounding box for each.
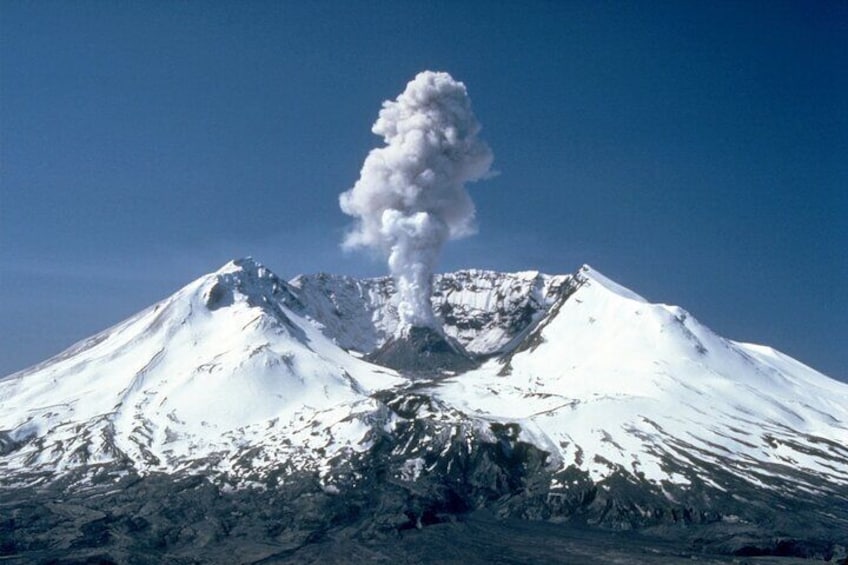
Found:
[367,326,478,373]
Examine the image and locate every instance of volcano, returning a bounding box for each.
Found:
[1,259,846,563]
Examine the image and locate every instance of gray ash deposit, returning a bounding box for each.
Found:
[367,325,478,373]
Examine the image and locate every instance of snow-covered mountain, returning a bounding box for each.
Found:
[2,258,847,561]
[0,259,403,484]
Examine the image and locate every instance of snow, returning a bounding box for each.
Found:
[579,264,647,302]
[2,257,847,495]
[291,268,568,356]
[0,258,404,478]
[430,264,848,488]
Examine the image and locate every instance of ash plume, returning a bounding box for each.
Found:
[340,71,493,332]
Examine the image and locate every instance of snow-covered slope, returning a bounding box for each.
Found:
[0,259,403,482]
[1,258,847,507]
[431,266,848,495]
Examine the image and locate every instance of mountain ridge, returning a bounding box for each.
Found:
[2,257,846,488]
[1,258,846,562]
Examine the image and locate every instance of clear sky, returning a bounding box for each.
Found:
[1,1,846,381]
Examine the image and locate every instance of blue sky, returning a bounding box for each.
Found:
[1,1,846,380]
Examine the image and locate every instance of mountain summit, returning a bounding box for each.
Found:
[1,259,846,562]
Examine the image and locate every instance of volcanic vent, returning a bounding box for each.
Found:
[367,325,477,373]
[339,71,492,373]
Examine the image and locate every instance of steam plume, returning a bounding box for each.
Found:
[340,71,493,331]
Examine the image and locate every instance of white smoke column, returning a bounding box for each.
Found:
[340,71,493,332]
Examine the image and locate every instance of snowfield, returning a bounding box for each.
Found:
[2,258,847,498]
[430,266,848,489]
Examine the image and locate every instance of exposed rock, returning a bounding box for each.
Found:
[366,326,478,373]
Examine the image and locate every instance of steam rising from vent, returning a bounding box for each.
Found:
[340,71,493,331]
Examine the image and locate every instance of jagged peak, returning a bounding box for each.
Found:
[292,268,559,284]
[212,256,272,278]
[201,257,295,312]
